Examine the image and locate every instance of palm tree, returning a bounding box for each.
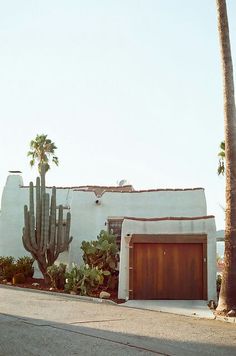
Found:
[218,140,225,175]
[216,0,236,312]
[27,134,59,174]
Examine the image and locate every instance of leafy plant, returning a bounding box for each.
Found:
[77,265,109,296]
[12,273,26,284]
[16,256,34,278]
[81,230,119,290]
[81,230,119,271]
[64,264,80,293]
[65,264,110,296]
[0,256,16,281]
[0,256,35,281]
[27,133,59,174]
[47,263,67,289]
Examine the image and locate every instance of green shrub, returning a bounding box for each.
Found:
[81,230,119,290]
[12,273,26,284]
[0,256,34,282]
[0,256,16,281]
[76,265,109,296]
[47,263,67,289]
[81,230,119,270]
[16,256,34,278]
[64,264,80,293]
[65,264,110,296]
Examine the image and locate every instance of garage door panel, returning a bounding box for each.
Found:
[132,242,203,300]
[133,244,163,299]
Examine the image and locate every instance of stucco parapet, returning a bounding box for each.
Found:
[73,186,204,193]
[123,215,215,222]
[20,185,204,193]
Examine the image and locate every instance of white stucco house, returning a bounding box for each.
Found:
[0,171,217,301]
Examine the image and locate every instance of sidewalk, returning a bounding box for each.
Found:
[121,300,215,319]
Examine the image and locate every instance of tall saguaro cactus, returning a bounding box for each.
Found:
[22,165,73,279]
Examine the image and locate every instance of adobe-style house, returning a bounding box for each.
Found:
[0,171,217,301]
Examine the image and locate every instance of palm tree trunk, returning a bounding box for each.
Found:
[216,0,236,311]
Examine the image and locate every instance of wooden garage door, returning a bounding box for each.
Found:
[132,242,204,300]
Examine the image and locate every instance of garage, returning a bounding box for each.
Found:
[129,234,207,300]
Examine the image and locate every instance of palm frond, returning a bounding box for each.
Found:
[29,159,35,167]
[220,141,225,150]
[218,151,225,158]
[218,159,225,175]
[28,134,59,174]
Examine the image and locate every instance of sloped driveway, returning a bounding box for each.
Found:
[121,300,214,319]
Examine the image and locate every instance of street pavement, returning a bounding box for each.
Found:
[0,285,236,356]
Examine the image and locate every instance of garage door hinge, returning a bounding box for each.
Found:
[129,267,133,270]
[128,246,133,249]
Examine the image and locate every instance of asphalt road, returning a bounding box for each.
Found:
[0,285,235,356]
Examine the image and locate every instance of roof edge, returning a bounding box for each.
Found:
[20,186,205,193]
[123,215,215,222]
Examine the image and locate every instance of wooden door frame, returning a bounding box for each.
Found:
[129,234,208,300]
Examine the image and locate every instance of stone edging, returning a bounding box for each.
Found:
[0,284,118,306]
[214,315,236,324]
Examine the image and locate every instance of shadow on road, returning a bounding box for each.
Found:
[0,312,235,356]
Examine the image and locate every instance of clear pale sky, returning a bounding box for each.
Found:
[1,0,236,230]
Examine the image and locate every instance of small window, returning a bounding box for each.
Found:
[107,218,123,250]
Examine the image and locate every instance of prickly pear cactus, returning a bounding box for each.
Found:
[81,230,119,272]
[81,230,119,291]
[22,164,73,279]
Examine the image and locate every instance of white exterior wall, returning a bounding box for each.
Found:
[0,172,216,297]
[68,188,207,265]
[118,218,217,301]
[0,175,26,257]
[0,174,73,259]
[0,174,216,299]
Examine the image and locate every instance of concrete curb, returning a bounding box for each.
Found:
[1,284,236,323]
[214,315,236,324]
[0,284,117,306]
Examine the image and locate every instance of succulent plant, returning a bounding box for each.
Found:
[81,230,119,272]
[64,264,110,296]
[22,164,73,280]
[81,230,119,290]
[47,263,67,289]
